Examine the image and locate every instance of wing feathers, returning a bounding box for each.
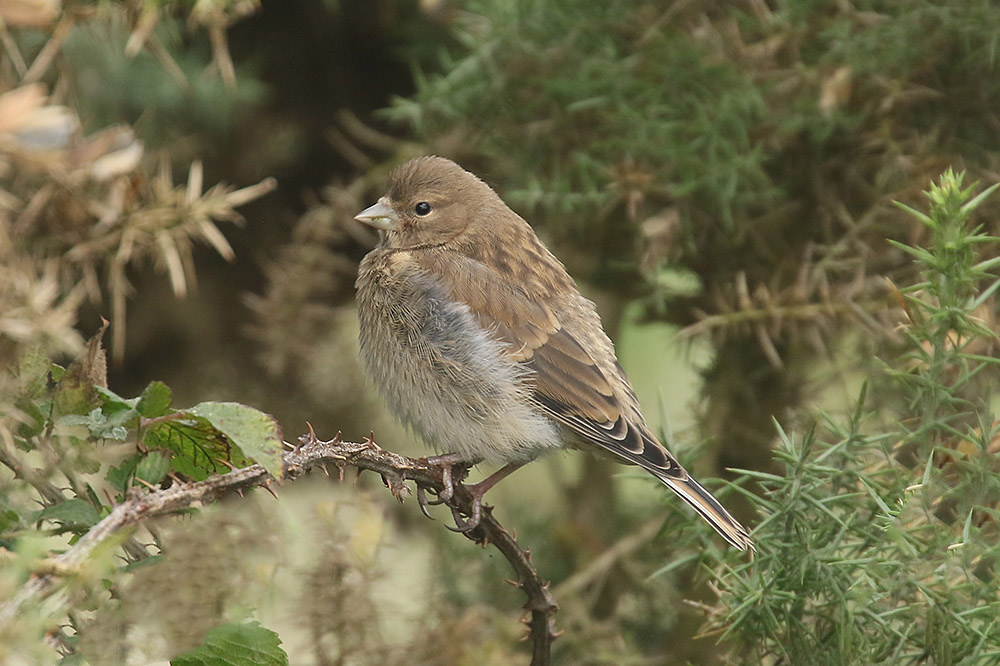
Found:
[414,246,753,550]
[657,472,755,551]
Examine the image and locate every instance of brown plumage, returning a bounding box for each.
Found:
[355,156,753,551]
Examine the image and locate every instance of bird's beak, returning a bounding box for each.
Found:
[354,198,399,231]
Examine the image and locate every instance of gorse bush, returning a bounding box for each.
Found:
[706,171,1000,666]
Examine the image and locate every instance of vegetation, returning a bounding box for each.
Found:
[1,0,999,664]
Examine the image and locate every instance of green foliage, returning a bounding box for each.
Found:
[36,499,102,532]
[0,330,287,661]
[63,13,265,147]
[171,621,289,666]
[704,172,1000,665]
[387,0,774,238]
[186,402,284,481]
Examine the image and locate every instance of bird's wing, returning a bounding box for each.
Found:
[414,244,753,550]
[414,245,682,476]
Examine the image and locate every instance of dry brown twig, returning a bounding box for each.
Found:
[0,429,559,665]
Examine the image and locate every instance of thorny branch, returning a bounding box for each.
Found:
[0,430,559,665]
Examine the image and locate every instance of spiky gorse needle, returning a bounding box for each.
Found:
[699,170,1000,666]
[0,5,276,364]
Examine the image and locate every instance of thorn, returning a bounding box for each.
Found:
[262,481,280,500]
[337,466,345,482]
[215,458,237,471]
[331,430,341,445]
[504,579,521,588]
[306,421,317,443]
[524,549,532,562]
[320,463,330,477]
[102,488,118,506]
[134,477,158,491]
[235,488,244,498]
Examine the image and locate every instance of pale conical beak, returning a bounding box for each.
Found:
[354,198,398,231]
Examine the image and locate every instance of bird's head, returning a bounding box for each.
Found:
[354,156,505,249]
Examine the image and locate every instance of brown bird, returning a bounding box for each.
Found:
[355,156,753,551]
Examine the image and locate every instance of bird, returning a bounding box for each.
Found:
[354,155,753,551]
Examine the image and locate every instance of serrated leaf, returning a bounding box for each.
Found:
[144,419,250,481]
[17,346,51,398]
[107,454,141,492]
[48,363,65,382]
[121,553,163,572]
[14,399,46,438]
[95,386,139,414]
[0,508,22,534]
[186,402,284,480]
[52,383,96,419]
[53,324,109,416]
[138,381,172,418]
[171,621,288,666]
[136,451,171,486]
[36,499,100,530]
[59,406,136,441]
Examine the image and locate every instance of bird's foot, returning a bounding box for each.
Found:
[414,457,527,533]
[443,461,528,533]
[414,453,478,520]
[445,483,488,533]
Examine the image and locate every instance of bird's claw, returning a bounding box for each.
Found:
[413,454,491,532]
[445,498,483,533]
[416,485,435,520]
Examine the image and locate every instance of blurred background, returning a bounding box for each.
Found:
[3,0,1000,663]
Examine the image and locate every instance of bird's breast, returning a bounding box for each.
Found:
[355,249,560,463]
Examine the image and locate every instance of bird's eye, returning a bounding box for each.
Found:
[414,201,432,216]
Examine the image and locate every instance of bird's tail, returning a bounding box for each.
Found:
[657,471,754,552]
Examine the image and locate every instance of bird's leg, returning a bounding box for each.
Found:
[446,461,527,533]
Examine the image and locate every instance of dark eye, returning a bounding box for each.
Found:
[414,201,432,216]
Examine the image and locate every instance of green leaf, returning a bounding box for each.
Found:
[138,381,172,418]
[95,386,139,413]
[121,553,163,572]
[0,508,22,534]
[143,419,241,481]
[48,363,65,382]
[186,402,284,480]
[14,399,46,439]
[107,454,141,492]
[36,499,100,530]
[136,451,171,486]
[17,346,51,399]
[171,621,288,666]
[59,407,134,441]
